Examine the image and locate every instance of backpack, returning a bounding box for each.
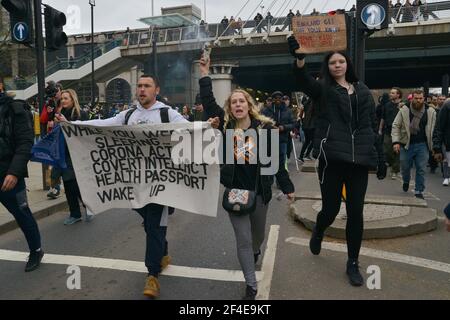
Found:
[124,106,169,124]
[124,106,175,214]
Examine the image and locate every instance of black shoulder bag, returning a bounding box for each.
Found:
[222,165,260,215]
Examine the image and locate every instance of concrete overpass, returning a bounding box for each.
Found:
[9,3,450,105]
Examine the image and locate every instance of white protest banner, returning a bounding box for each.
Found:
[292,14,347,54]
[60,122,221,217]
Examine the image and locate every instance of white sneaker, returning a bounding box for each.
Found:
[443,178,449,186]
[85,208,95,222]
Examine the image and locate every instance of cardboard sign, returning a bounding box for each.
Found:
[292,14,347,54]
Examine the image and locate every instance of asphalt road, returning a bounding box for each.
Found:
[0,158,448,300]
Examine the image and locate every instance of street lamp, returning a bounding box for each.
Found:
[89,0,95,107]
[204,0,206,21]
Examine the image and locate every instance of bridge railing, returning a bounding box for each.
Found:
[122,2,450,49]
[7,2,450,92]
[4,39,123,91]
[389,2,450,23]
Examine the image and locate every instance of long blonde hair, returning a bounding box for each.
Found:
[223,89,274,129]
[61,89,81,120]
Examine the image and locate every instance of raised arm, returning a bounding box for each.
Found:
[198,56,225,131]
[288,36,322,99]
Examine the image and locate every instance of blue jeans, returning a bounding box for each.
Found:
[0,178,41,251]
[135,203,168,276]
[400,143,429,193]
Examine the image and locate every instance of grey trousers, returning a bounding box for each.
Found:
[228,196,269,289]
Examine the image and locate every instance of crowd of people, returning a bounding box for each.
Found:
[0,30,449,301]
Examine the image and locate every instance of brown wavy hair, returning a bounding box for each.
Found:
[223,89,274,129]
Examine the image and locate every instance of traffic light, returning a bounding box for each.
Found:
[44,4,67,50]
[1,0,34,44]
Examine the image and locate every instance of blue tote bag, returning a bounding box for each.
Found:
[31,124,67,169]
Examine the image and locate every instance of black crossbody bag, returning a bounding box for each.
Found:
[222,165,260,215]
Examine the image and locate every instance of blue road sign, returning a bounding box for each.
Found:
[361,4,386,29]
[13,22,29,42]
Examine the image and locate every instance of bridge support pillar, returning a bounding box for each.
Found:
[98,82,106,103]
[209,63,238,108]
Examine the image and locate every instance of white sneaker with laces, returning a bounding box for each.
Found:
[85,208,95,222]
[443,178,449,186]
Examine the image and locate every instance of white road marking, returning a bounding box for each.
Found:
[0,249,264,282]
[285,237,450,274]
[257,225,280,300]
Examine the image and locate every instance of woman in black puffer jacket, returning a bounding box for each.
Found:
[288,36,386,287]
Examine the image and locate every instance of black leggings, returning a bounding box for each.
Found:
[63,179,83,218]
[300,128,314,158]
[316,160,368,260]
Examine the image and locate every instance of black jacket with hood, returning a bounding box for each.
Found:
[199,76,294,204]
[0,94,34,179]
[293,65,384,169]
[261,103,295,143]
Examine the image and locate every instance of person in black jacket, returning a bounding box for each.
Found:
[198,56,295,300]
[56,89,90,225]
[432,98,450,186]
[0,80,44,272]
[288,36,386,287]
[262,91,295,188]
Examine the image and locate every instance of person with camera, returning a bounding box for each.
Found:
[40,81,63,199]
[287,36,386,287]
[198,56,295,300]
[0,76,44,272]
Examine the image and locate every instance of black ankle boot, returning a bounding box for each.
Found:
[346,259,364,287]
[242,285,257,300]
[309,226,323,255]
[25,249,44,272]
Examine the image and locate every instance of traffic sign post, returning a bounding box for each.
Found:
[354,0,389,81]
[1,0,34,44]
[13,22,30,42]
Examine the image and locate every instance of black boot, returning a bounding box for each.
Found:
[309,226,323,255]
[242,285,257,300]
[25,249,44,272]
[346,259,364,287]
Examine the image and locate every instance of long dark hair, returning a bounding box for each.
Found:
[315,51,358,116]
